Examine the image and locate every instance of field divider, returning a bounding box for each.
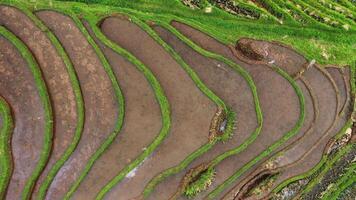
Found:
[0,26,54,200]
[136,21,266,198]
[79,13,173,200]
[0,4,87,200]
[207,65,305,199]
[31,10,129,200]
[272,63,356,197]
[0,97,14,199]
[90,13,237,199]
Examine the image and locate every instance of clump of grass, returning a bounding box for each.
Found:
[184,168,216,198]
[216,107,237,142]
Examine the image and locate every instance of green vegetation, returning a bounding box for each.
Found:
[0,0,354,199]
[0,5,86,200]
[273,63,356,196]
[103,15,236,199]
[0,98,14,199]
[36,10,126,200]
[0,26,54,200]
[206,66,305,199]
[184,168,216,198]
[137,21,264,199]
[13,0,355,66]
[272,119,353,194]
[320,149,355,200]
[82,14,172,200]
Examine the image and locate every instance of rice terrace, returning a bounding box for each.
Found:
[0,0,355,199]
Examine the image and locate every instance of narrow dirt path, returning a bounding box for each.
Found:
[0,35,45,200]
[100,16,216,200]
[68,21,162,200]
[35,11,119,200]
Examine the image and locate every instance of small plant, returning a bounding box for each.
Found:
[184,168,216,198]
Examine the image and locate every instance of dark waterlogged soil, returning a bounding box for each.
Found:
[36,11,119,200]
[0,36,45,200]
[100,17,217,200]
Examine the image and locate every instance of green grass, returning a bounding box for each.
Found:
[92,13,237,199]
[272,63,356,196]
[253,0,298,23]
[272,119,353,194]
[0,1,354,199]
[31,10,127,200]
[207,66,306,199]
[309,144,355,199]
[323,162,356,200]
[136,21,265,199]
[11,0,356,66]
[0,4,87,200]
[0,97,14,199]
[184,168,216,198]
[82,14,172,200]
[302,0,356,27]
[0,26,54,200]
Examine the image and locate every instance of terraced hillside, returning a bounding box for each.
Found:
[0,0,355,200]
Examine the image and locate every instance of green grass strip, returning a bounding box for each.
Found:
[0,26,54,200]
[273,63,355,195]
[318,0,356,19]
[207,66,305,199]
[11,0,356,66]
[232,0,280,22]
[328,166,356,200]
[333,0,356,13]
[75,14,173,200]
[273,0,331,28]
[302,0,356,27]
[0,4,87,200]
[290,0,356,31]
[29,10,128,200]
[138,21,264,198]
[320,150,356,200]
[304,144,353,194]
[272,119,353,194]
[98,14,237,199]
[253,0,298,24]
[0,97,14,199]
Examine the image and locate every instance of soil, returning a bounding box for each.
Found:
[67,21,163,200]
[162,22,301,199]
[327,67,351,116]
[235,38,307,76]
[100,17,217,200]
[148,24,258,200]
[35,11,119,200]
[0,6,79,198]
[171,21,308,77]
[224,64,352,199]
[0,36,45,200]
[170,21,352,200]
[221,75,317,200]
[272,66,351,191]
